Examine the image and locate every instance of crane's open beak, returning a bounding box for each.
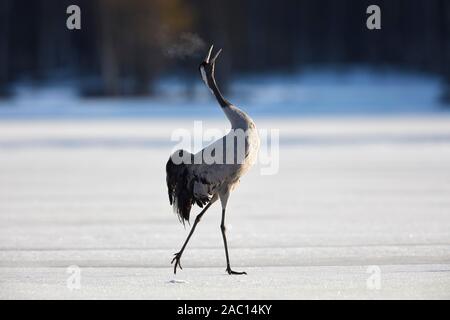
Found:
[211,48,222,64]
[204,45,222,64]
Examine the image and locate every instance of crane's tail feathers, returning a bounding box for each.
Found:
[166,150,193,225]
[166,149,215,226]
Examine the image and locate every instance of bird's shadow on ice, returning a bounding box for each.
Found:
[167,279,189,284]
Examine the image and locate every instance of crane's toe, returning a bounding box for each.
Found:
[171,252,183,274]
[226,267,247,275]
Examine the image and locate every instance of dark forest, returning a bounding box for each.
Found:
[0,0,449,100]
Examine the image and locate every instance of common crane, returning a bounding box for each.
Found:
[166,45,260,275]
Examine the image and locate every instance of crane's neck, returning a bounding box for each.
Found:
[207,73,230,108]
[205,71,253,130]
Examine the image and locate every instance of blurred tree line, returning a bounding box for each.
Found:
[0,0,449,100]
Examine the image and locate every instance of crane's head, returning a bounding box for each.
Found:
[199,45,222,87]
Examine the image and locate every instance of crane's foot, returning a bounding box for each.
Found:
[226,266,247,275]
[171,252,183,274]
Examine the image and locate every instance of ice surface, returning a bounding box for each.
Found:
[0,116,450,299]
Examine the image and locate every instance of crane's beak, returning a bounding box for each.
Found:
[211,48,222,64]
[204,45,222,64]
[205,45,214,63]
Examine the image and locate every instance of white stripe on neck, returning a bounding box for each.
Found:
[200,66,208,85]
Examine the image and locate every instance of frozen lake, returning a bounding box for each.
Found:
[0,116,450,299]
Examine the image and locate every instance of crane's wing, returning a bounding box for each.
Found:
[166,133,247,225]
[166,150,219,225]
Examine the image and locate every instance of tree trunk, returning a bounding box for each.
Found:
[98,0,120,96]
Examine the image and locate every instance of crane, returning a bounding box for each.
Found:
[166,45,260,275]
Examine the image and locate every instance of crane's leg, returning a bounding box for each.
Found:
[220,193,247,275]
[171,200,214,274]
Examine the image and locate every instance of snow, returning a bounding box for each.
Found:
[1,116,450,299]
[1,68,448,119]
